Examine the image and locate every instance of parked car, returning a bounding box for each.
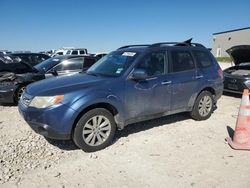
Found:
[52,48,88,57]
[11,53,50,66]
[66,48,88,56]
[223,45,250,94]
[0,55,97,104]
[18,40,223,152]
[52,47,74,57]
[0,54,35,74]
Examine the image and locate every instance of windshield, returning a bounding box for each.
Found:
[34,57,61,72]
[87,51,138,77]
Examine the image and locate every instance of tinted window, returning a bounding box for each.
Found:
[171,51,195,72]
[80,50,85,54]
[137,52,165,77]
[71,50,78,55]
[53,58,83,71]
[193,51,212,68]
[83,58,96,69]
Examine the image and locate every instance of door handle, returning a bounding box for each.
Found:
[196,75,204,79]
[161,81,172,85]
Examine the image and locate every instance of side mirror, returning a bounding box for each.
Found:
[130,69,148,80]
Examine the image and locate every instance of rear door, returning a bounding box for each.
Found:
[168,50,199,111]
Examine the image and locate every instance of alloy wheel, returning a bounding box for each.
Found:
[198,95,212,117]
[82,115,111,146]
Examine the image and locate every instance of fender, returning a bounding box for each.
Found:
[69,90,126,129]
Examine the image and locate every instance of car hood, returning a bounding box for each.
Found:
[26,73,108,96]
[226,45,250,65]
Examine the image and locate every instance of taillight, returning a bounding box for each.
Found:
[217,66,223,78]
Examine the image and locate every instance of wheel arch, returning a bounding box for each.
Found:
[71,102,121,138]
[188,86,216,111]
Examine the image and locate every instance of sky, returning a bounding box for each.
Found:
[0,0,249,53]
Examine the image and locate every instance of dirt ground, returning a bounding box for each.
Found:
[1,92,250,188]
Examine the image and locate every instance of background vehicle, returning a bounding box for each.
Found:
[52,48,88,57]
[52,47,74,56]
[11,53,50,66]
[66,48,88,55]
[0,55,97,104]
[19,40,223,152]
[0,54,35,74]
[223,45,250,94]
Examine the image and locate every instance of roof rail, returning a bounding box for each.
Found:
[150,38,205,48]
[118,44,150,50]
[118,39,205,49]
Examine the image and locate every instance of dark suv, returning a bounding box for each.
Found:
[18,40,223,152]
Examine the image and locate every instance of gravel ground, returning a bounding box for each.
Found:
[1,93,250,188]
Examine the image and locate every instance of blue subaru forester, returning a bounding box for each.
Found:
[19,40,223,152]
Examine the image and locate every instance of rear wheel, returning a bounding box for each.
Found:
[73,108,116,152]
[190,91,214,121]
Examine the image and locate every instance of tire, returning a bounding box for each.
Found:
[190,91,214,121]
[73,108,116,152]
[14,85,26,104]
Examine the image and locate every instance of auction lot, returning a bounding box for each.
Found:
[1,93,250,188]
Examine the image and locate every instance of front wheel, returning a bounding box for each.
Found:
[73,108,116,152]
[190,91,214,121]
[14,85,26,104]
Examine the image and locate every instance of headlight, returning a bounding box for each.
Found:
[29,95,64,108]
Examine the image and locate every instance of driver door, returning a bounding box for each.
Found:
[125,51,171,121]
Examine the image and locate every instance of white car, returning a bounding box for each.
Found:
[66,48,88,55]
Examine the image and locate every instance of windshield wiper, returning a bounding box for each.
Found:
[86,71,99,76]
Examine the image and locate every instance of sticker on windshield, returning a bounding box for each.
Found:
[116,68,123,74]
[122,52,136,57]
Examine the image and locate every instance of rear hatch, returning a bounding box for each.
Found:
[224,45,250,92]
[226,45,250,65]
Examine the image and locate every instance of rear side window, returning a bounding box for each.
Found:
[53,58,83,71]
[171,51,195,72]
[193,51,213,68]
[80,50,85,54]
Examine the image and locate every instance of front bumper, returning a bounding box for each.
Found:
[0,85,15,104]
[18,96,77,140]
